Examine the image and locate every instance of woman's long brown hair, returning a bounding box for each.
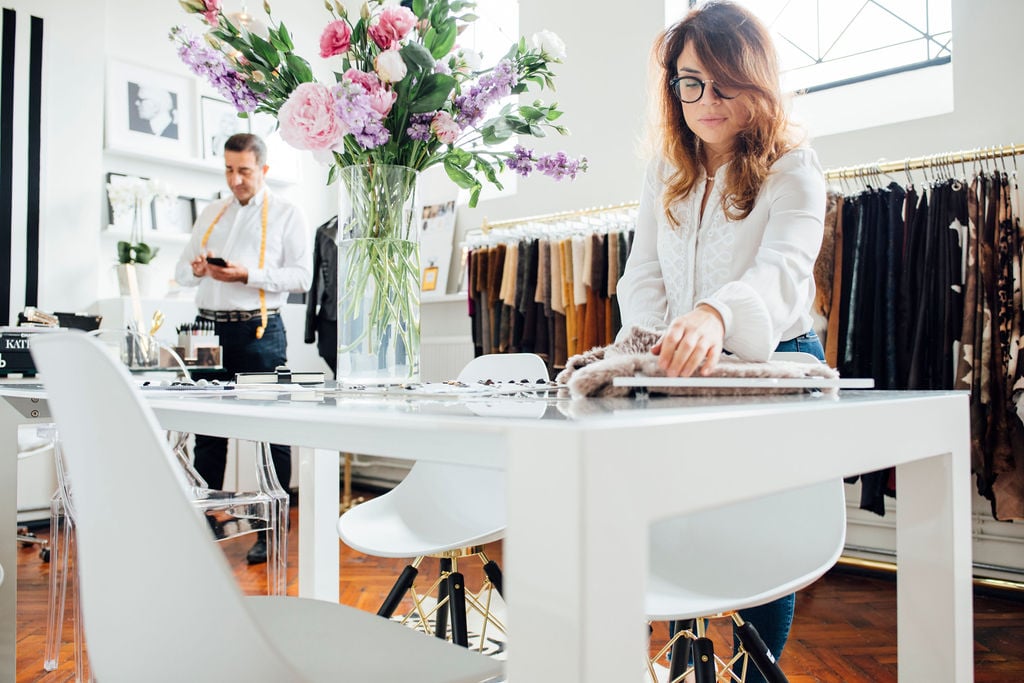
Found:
[654,1,796,224]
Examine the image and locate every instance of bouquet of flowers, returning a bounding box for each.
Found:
[172,0,587,206]
[107,177,175,264]
[173,0,586,382]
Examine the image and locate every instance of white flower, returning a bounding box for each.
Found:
[374,48,407,83]
[455,47,482,73]
[529,30,566,62]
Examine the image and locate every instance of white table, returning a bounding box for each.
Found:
[0,385,973,682]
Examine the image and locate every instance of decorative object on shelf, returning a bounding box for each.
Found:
[106,175,174,265]
[200,95,250,160]
[173,0,588,383]
[104,58,195,159]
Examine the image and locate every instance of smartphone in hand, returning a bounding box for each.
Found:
[205,256,228,267]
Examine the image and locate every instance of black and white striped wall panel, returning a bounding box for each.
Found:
[0,6,43,325]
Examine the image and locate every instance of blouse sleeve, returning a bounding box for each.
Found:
[615,161,669,341]
[697,148,826,360]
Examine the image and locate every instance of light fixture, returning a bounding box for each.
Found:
[226,3,268,39]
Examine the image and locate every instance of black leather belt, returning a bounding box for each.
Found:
[198,308,280,323]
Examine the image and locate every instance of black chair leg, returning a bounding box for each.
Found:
[377,564,418,618]
[668,619,695,682]
[736,620,788,683]
[434,558,452,639]
[692,637,716,683]
[482,559,503,597]
[447,571,469,647]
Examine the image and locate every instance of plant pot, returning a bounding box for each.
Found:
[335,164,421,384]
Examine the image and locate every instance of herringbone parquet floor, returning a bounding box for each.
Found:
[11,492,1024,682]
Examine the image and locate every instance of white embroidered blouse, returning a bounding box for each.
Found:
[616,147,826,361]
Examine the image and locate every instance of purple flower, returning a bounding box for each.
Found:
[506,145,587,180]
[333,81,390,149]
[174,28,258,113]
[505,145,535,177]
[406,113,434,142]
[454,60,517,128]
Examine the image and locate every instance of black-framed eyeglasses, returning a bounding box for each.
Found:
[669,75,740,103]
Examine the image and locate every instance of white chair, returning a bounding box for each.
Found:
[338,352,549,650]
[15,425,56,561]
[42,334,289,679]
[646,351,846,683]
[30,332,504,683]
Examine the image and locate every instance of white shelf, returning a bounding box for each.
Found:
[103,227,190,244]
[422,292,468,304]
[104,147,298,187]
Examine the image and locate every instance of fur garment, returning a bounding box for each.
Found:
[557,326,840,398]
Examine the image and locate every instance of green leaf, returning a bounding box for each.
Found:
[468,183,481,208]
[133,243,159,265]
[430,20,457,59]
[443,157,476,188]
[327,164,339,186]
[400,42,435,72]
[429,0,449,27]
[284,53,314,84]
[116,241,132,264]
[250,33,281,67]
[529,123,546,137]
[278,23,294,50]
[409,73,457,113]
[412,0,427,18]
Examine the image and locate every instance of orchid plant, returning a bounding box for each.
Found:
[172,0,586,207]
[108,177,175,265]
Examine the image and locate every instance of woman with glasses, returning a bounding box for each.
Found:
[616,1,826,679]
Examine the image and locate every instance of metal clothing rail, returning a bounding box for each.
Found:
[480,200,640,233]
[824,143,1024,180]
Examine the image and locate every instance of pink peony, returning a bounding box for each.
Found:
[201,0,220,25]
[431,112,460,144]
[367,5,417,49]
[344,68,396,117]
[277,82,345,151]
[319,20,352,58]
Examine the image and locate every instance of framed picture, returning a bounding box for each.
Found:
[201,96,249,160]
[105,172,153,232]
[105,59,194,159]
[152,195,196,234]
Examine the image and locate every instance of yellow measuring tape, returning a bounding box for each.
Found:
[200,196,270,339]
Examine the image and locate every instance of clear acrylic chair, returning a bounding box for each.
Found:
[16,424,56,561]
[337,353,549,651]
[30,331,502,683]
[42,331,289,679]
[646,352,847,683]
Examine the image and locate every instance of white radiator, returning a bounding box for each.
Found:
[421,335,474,382]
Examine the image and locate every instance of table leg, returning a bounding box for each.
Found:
[0,400,20,683]
[896,448,974,682]
[297,447,340,602]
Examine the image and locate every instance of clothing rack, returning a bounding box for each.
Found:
[823,143,1024,180]
[480,200,640,233]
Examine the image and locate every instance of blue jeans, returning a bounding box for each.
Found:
[671,329,824,682]
[193,314,291,491]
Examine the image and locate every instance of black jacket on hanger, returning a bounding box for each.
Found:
[304,216,338,373]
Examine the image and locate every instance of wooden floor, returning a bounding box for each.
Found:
[11,494,1024,682]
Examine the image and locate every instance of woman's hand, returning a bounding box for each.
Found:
[651,304,725,377]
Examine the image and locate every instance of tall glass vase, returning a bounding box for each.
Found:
[336,164,421,384]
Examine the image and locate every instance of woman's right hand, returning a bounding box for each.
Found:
[651,304,725,377]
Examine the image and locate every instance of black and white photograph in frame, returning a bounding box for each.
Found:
[105,59,194,159]
[201,95,249,160]
[152,195,196,234]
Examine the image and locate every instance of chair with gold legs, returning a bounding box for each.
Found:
[337,353,549,651]
[646,353,847,683]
